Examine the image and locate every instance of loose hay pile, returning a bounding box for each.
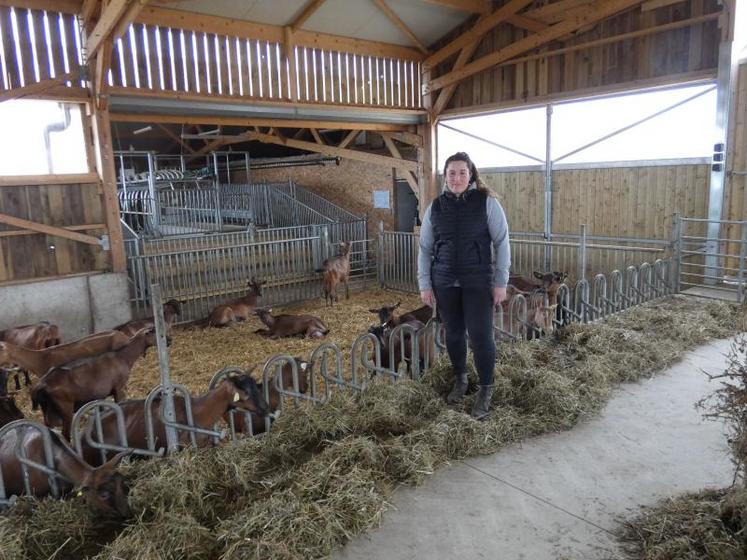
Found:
[1,295,743,560]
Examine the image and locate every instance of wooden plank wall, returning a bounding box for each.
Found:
[437,0,721,113]
[483,163,710,238]
[0,181,109,283]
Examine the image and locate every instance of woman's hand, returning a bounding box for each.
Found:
[492,287,507,307]
[420,289,435,307]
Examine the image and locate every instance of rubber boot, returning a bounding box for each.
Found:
[471,385,494,420]
[446,371,469,404]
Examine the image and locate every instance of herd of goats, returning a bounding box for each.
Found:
[0,241,565,517]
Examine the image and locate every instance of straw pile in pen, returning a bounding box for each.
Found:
[1,295,743,560]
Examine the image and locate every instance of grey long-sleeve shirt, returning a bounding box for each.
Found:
[417,190,511,291]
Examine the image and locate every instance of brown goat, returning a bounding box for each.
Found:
[115,299,182,337]
[368,319,430,375]
[225,358,309,435]
[254,308,329,339]
[0,330,130,381]
[208,279,264,327]
[495,287,557,341]
[316,242,351,306]
[0,321,61,389]
[79,373,269,465]
[0,395,23,428]
[509,271,567,306]
[30,327,158,439]
[369,302,433,328]
[0,427,131,516]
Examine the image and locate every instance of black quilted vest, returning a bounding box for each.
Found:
[430,188,492,288]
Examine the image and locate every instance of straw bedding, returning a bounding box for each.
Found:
[1,293,743,560]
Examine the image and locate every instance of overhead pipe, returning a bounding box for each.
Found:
[44,103,72,173]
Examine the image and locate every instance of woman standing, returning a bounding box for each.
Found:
[417,152,510,420]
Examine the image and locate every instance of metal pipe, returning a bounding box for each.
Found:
[44,103,72,173]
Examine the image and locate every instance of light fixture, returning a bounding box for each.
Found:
[133,125,152,135]
[197,128,220,136]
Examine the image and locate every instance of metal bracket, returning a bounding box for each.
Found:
[99,234,110,250]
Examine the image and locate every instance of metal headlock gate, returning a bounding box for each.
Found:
[1,247,677,503]
[674,215,747,303]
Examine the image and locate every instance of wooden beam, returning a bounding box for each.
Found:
[157,124,197,154]
[80,0,99,30]
[389,131,423,147]
[424,0,535,70]
[420,0,546,32]
[373,0,429,55]
[93,40,112,109]
[86,0,130,58]
[641,0,685,10]
[284,26,299,102]
[0,173,99,187]
[310,128,325,145]
[381,133,419,196]
[427,0,645,93]
[202,129,419,172]
[420,0,490,13]
[290,0,325,32]
[439,69,715,118]
[135,6,424,61]
[22,86,90,102]
[526,0,593,24]
[112,0,150,40]
[0,223,106,238]
[0,0,81,13]
[338,129,359,148]
[432,14,487,116]
[0,213,101,245]
[109,110,413,132]
[0,70,79,103]
[506,14,548,33]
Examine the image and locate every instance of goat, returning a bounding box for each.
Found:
[0,330,130,381]
[368,319,430,376]
[0,396,23,428]
[30,327,159,440]
[225,358,310,435]
[254,308,329,339]
[115,299,182,337]
[79,372,269,465]
[369,302,434,328]
[208,279,264,328]
[316,242,351,306]
[0,321,61,389]
[495,288,557,341]
[0,427,131,516]
[509,271,567,306]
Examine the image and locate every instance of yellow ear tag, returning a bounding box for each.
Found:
[233,392,241,402]
[76,490,84,497]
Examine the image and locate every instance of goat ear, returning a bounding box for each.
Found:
[100,449,133,471]
[533,271,543,280]
[394,301,401,308]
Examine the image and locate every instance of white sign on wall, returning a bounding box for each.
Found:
[373,190,390,209]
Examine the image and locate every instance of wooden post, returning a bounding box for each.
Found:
[417,120,438,216]
[90,104,126,272]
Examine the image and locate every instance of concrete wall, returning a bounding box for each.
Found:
[0,272,132,342]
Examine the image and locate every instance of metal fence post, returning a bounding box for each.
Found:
[321,225,330,261]
[738,221,747,304]
[672,213,682,294]
[378,221,384,287]
[151,284,179,453]
[578,224,587,282]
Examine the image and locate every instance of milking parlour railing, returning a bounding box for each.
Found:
[1,255,678,503]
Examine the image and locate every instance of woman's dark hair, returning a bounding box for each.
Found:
[443,151,496,198]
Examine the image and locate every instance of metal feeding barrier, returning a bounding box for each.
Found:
[1,252,676,503]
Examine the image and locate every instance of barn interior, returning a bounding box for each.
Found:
[0,0,746,558]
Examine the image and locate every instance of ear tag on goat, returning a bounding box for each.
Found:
[233,392,241,403]
[300,362,308,371]
[76,489,84,497]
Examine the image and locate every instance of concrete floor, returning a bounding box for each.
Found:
[333,337,736,560]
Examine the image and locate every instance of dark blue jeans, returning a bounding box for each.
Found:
[433,284,496,386]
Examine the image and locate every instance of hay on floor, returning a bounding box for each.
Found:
[1,295,744,560]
